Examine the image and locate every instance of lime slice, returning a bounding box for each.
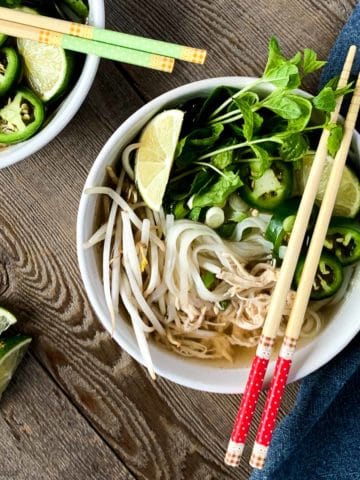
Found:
[296,153,360,217]
[17,34,73,102]
[0,335,31,399]
[0,307,17,336]
[135,110,184,211]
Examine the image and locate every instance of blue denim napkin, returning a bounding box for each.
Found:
[250,5,360,480]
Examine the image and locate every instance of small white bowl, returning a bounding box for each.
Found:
[77,77,360,394]
[0,0,105,170]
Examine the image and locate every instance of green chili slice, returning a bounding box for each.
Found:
[294,252,344,300]
[324,217,360,266]
[0,47,21,97]
[0,88,44,144]
[240,161,293,211]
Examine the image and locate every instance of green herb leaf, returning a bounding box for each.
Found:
[192,171,243,208]
[286,95,312,131]
[201,271,216,289]
[211,139,236,169]
[264,63,300,88]
[302,48,326,75]
[263,38,301,88]
[234,97,254,140]
[249,144,272,178]
[197,86,237,124]
[313,87,336,112]
[176,124,224,167]
[280,133,309,160]
[328,124,343,157]
[262,90,302,119]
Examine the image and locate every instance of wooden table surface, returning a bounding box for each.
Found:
[0,1,356,479]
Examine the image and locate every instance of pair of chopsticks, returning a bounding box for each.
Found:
[225,45,360,470]
[0,7,207,73]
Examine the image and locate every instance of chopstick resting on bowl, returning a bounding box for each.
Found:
[0,6,207,70]
[250,70,360,470]
[224,45,357,468]
[0,18,175,72]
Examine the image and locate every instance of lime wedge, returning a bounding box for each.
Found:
[17,36,73,102]
[0,335,31,399]
[135,109,184,211]
[0,307,17,336]
[296,153,360,217]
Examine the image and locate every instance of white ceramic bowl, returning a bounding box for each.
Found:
[77,77,360,394]
[0,0,105,170]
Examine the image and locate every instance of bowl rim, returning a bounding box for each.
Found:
[77,76,360,394]
[0,0,105,170]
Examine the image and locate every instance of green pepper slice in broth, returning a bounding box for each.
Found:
[324,217,360,266]
[294,252,344,300]
[240,161,293,211]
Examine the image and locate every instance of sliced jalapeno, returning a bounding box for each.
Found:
[0,88,44,144]
[324,217,360,266]
[0,47,21,97]
[240,161,292,211]
[0,34,7,47]
[294,252,343,300]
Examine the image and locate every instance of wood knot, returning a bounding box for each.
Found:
[0,261,9,296]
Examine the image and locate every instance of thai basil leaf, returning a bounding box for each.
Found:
[176,124,224,166]
[302,48,326,75]
[249,144,272,178]
[328,124,343,158]
[262,90,302,119]
[280,133,309,160]
[197,86,237,124]
[211,139,236,169]
[192,171,243,208]
[263,37,301,89]
[234,97,254,140]
[313,87,336,112]
[286,95,312,131]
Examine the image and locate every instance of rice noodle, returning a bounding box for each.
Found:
[85,171,330,376]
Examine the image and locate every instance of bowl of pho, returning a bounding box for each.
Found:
[0,0,105,169]
[77,38,360,393]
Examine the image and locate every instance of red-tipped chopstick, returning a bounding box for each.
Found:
[224,45,357,468]
[250,70,360,469]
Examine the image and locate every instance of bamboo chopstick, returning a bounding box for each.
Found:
[0,19,175,72]
[224,45,357,468]
[0,6,207,65]
[250,71,360,470]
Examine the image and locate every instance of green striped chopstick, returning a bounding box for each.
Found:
[0,18,174,72]
[0,6,207,65]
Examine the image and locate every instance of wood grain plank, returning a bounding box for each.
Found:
[0,54,300,480]
[0,355,135,480]
[1,0,350,476]
[105,0,356,99]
